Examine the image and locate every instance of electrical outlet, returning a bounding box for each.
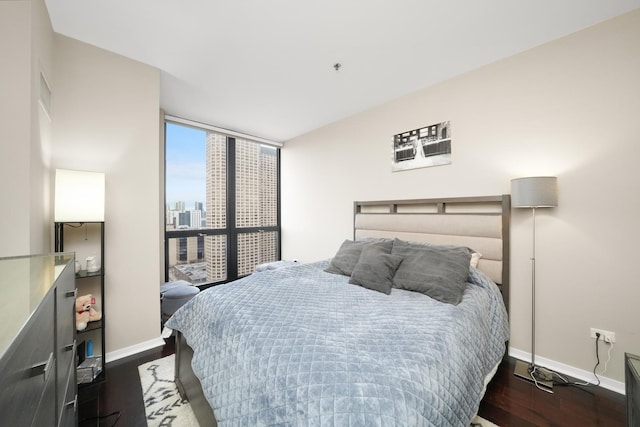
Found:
[590,328,616,343]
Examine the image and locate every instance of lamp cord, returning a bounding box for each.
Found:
[541,335,612,390]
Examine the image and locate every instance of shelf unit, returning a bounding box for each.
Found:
[54,222,106,389]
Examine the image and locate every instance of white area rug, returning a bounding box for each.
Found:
[139,354,499,427]
[471,415,500,427]
[138,355,199,427]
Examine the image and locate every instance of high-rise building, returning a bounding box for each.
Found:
[205,135,278,281]
[166,209,180,228]
[234,140,278,276]
[190,210,202,230]
[205,132,227,282]
[178,212,190,227]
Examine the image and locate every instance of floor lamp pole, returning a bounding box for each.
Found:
[531,207,536,369]
[514,206,553,391]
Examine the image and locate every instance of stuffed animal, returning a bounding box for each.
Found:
[76,294,102,331]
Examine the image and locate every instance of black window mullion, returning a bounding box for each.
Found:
[235,226,279,234]
[165,229,227,239]
[227,137,238,280]
[276,148,281,260]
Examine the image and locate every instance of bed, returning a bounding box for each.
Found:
[167,195,511,426]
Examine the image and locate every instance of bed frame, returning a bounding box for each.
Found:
[174,195,511,426]
[353,195,510,313]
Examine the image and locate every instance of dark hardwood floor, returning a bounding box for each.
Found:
[78,338,175,427]
[478,357,625,426]
[79,338,625,426]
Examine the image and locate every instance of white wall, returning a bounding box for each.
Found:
[0,0,53,257]
[281,9,640,386]
[52,35,163,358]
[30,0,55,253]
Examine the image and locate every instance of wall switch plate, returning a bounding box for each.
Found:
[590,328,616,343]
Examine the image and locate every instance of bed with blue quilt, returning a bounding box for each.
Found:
[167,195,511,427]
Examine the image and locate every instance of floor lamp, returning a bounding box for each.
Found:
[54,169,105,222]
[511,176,558,391]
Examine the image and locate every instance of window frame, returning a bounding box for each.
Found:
[163,119,281,289]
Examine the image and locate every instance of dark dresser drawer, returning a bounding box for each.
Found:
[58,355,78,427]
[0,290,56,426]
[56,264,77,427]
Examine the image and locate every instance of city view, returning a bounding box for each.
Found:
[165,123,279,284]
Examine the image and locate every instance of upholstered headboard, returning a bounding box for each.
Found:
[353,195,510,313]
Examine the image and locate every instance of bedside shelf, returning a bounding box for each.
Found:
[76,269,102,279]
[78,319,103,333]
[55,221,106,392]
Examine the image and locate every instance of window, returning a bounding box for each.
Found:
[164,120,280,287]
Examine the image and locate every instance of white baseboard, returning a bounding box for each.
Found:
[509,347,625,395]
[105,336,166,363]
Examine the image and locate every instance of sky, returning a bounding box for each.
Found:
[165,123,206,211]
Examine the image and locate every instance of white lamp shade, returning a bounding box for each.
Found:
[511,176,558,208]
[54,169,105,222]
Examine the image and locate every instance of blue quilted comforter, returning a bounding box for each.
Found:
[166,261,509,427]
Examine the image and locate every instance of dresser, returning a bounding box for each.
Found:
[0,254,77,427]
[627,353,640,427]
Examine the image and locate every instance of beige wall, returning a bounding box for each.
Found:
[52,35,163,359]
[282,9,640,387]
[3,0,637,388]
[0,0,53,257]
[1,0,163,359]
[30,0,55,254]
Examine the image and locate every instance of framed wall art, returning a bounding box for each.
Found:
[392,121,451,172]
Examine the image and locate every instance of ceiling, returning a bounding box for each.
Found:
[44,0,639,143]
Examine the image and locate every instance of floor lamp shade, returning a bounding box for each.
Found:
[511,176,558,208]
[54,169,105,222]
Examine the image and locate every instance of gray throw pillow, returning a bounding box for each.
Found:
[349,246,403,294]
[325,239,393,276]
[391,238,472,305]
